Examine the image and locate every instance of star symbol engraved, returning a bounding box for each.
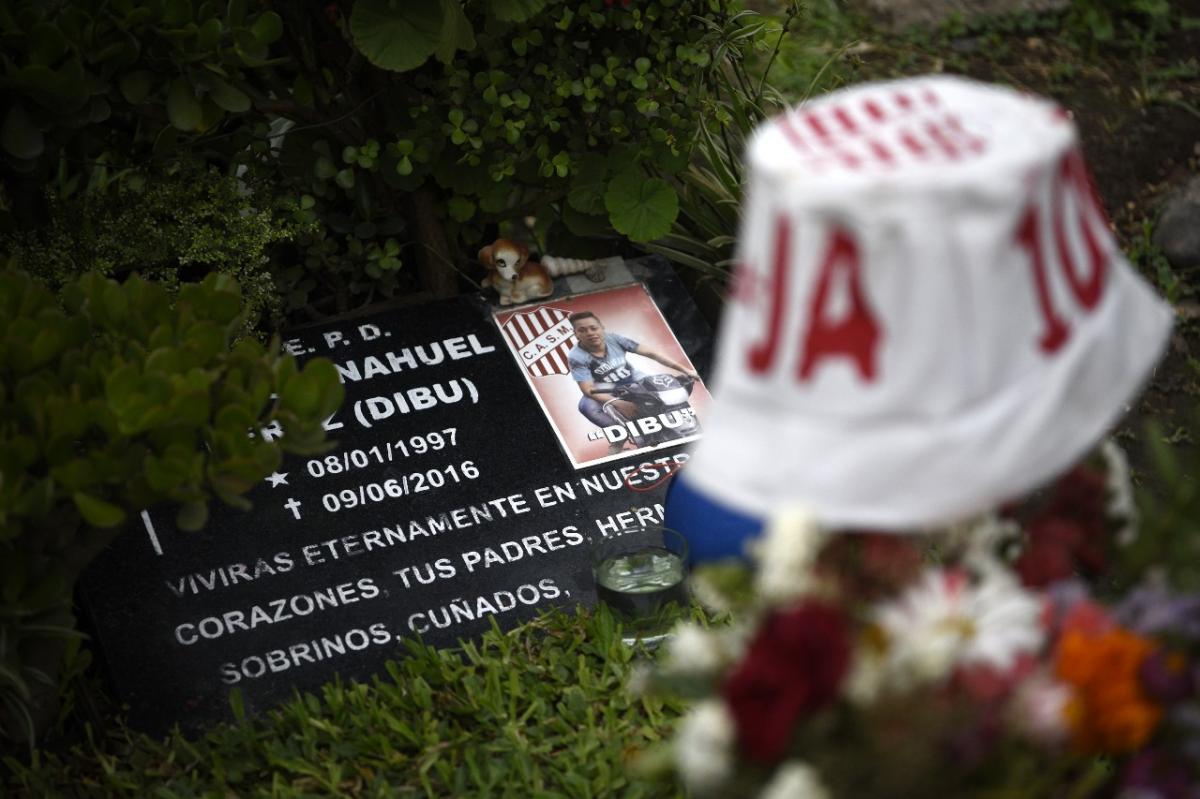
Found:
[266,471,289,488]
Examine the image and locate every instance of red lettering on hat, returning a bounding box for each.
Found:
[799,227,881,382]
[833,106,859,134]
[868,139,895,164]
[777,112,809,152]
[1017,148,1111,354]
[1018,206,1071,353]
[806,112,830,140]
[1055,149,1108,309]
[746,215,792,374]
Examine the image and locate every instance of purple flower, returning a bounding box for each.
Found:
[1121,749,1198,799]
[1115,584,1200,640]
[1139,651,1194,702]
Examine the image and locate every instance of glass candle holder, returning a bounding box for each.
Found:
[592,525,690,647]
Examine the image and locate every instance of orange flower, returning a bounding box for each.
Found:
[1055,628,1163,753]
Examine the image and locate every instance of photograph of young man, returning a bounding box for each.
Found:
[567,311,699,453]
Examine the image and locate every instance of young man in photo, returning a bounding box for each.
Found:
[567,311,699,453]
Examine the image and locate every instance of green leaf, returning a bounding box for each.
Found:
[197,17,222,50]
[250,10,283,43]
[604,171,678,242]
[227,0,247,26]
[349,0,443,73]
[490,0,548,22]
[119,71,155,104]
[314,156,336,179]
[292,73,314,106]
[73,492,126,529]
[561,204,612,238]
[1,105,43,160]
[447,195,476,222]
[209,77,251,112]
[163,0,192,26]
[29,23,69,66]
[166,77,202,131]
[6,61,90,113]
[282,373,321,417]
[435,0,476,65]
[230,686,246,721]
[30,326,65,366]
[176,501,209,532]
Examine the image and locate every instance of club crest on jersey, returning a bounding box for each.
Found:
[499,306,575,377]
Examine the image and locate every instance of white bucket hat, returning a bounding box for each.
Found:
[677,75,1172,533]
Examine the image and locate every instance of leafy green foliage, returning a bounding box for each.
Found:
[1110,413,1200,592]
[0,0,765,318]
[2,166,310,331]
[350,1,450,72]
[0,269,343,743]
[605,171,680,242]
[1067,0,1172,43]
[642,7,799,281]
[0,0,283,163]
[2,608,686,797]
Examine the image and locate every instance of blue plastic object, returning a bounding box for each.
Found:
[664,472,764,562]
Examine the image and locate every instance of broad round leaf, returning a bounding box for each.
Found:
[435,0,476,65]
[250,10,283,44]
[166,77,202,131]
[119,71,155,104]
[197,17,222,50]
[1,105,44,160]
[447,195,476,222]
[604,171,679,243]
[209,77,251,112]
[176,501,209,532]
[73,492,126,529]
[490,0,548,22]
[29,23,69,66]
[350,0,443,73]
[163,0,193,26]
[567,154,608,215]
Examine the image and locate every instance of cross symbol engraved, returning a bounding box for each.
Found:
[284,497,303,520]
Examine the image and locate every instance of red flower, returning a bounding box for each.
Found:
[950,654,1037,704]
[1015,465,1111,588]
[1015,532,1075,588]
[816,532,923,601]
[1049,466,1108,535]
[721,602,851,763]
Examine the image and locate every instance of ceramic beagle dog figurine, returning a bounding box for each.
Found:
[478,239,608,305]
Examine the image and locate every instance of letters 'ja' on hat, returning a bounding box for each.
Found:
[672,75,1173,545]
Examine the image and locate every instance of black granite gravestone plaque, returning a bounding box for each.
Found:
[77,257,713,734]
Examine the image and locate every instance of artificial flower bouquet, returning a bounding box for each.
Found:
[640,441,1200,798]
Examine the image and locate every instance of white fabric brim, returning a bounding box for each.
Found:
[685,258,1173,531]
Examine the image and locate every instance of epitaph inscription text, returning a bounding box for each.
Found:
[78,267,711,733]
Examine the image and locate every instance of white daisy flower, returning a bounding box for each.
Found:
[759,761,832,799]
[873,568,1044,691]
[752,506,824,605]
[948,513,1025,575]
[663,622,726,676]
[674,700,736,796]
[843,626,889,706]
